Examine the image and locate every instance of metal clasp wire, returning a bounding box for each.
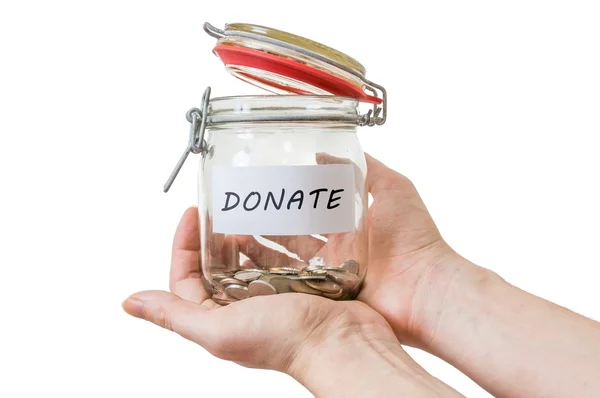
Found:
[163,87,211,193]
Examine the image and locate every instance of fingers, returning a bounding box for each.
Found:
[122,290,218,347]
[315,152,352,165]
[365,153,413,197]
[316,152,366,197]
[169,207,208,303]
[122,290,322,371]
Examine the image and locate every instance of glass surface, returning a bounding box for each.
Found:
[198,95,368,304]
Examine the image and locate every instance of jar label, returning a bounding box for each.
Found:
[212,165,356,235]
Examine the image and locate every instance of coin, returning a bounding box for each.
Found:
[305,280,342,294]
[304,265,341,273]
[219,277,247,287]
[304,264,326,273]
[269,276,293,293]
[289,280,323,295]
[225,284,250,300]
[295,274,328,281]
[341,260,359,274]
[212,296,237,306]
[248,280,278,296]
[234,270,263,282]
[269,267,301,275]
[327,270,361,287]
[323,289,345,299]
[299,269,328,277]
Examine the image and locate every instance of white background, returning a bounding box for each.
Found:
[1,1,599,397]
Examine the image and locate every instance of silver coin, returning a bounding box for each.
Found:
[248,280,278,296]
[295,273,328,281]
[300,269,328,277]
[269,267,302,275]
[269,276,293,293]
[304,265,341,273]
[225,284,250,300]
[219,277,247,287]
[289,280,323,295]
[303,264,326,273]
[327,270,361,287]
[305,280,342,294]
[341,260,359,274]
[234,270,264,283]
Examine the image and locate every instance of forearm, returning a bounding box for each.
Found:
[289,329,464,398]
[416,255,600,398]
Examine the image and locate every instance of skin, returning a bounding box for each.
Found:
[123,154,600,397]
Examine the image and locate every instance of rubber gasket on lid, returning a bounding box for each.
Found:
[213,45,382,104]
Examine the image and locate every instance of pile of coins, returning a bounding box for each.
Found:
[204,260,361,305]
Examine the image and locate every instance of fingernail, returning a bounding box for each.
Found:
[122,297,145,319]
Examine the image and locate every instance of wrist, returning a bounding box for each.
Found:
[410,249,505,349]
[287,320,455,397]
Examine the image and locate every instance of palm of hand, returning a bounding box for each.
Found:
[165,207,393,373]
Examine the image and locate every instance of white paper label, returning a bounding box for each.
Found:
[212,165,355,235]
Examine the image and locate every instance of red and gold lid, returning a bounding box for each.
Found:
[204,22,386,126]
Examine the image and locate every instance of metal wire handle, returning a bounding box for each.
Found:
[203,22,387,127]
[163,87,211,193]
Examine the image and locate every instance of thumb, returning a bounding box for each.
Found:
[122,290,217,346]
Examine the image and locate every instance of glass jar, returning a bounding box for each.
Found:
[164,22,387,304]
[198,94,367,304]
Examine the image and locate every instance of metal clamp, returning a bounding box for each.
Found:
[203,22,387,127]
[163,87,211,193]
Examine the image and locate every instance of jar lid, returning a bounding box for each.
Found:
[204,22,386,126]
[163,23,389,193]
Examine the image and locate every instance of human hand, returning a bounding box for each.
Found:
[228,153,467,346]
[357,155,600,398]
[122,207,463,398]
